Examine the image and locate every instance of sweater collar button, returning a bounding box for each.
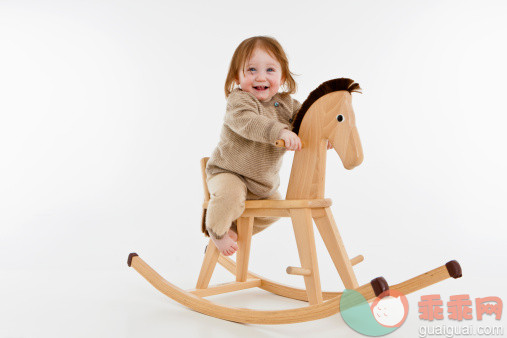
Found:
[274,102,279,107]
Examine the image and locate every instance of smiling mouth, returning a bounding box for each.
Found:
[254,86,269,91]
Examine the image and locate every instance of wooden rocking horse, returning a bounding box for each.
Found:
[127,78,462,324]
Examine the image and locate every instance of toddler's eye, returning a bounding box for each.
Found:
[336,114,344,122]
[267,68,275,72]
[248,67,256,72]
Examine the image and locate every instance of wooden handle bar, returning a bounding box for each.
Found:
[275,140,285,147]
[275,140,305,148]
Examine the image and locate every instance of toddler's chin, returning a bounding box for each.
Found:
[258,92,274,101]
[254,94,268,101]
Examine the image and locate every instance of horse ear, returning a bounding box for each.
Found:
[348,82,362,93]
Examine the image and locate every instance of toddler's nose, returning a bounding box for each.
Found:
[255,72,266,81]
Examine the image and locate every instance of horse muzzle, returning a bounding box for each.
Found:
[331,126,364,170]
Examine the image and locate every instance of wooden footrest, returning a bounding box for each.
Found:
[188,278,262,297]
[350,255,364,266]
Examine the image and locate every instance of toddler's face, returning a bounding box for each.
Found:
[236,48,284,102]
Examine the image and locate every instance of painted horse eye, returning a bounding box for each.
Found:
[336,115,344,122]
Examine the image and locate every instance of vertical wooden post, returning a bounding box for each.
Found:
[196,238,220,289]
[313,207,359,289]
[290,208,323,305]
[236,217,254,282]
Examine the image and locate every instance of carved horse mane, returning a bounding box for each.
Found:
[291,78,362,135]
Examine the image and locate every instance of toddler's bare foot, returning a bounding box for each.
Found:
[228,229,238,242]
[211,231,238,256]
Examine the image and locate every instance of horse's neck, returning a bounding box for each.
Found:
[286,123,327,200]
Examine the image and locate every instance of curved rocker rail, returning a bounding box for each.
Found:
[390,260,462,295]
[128,253,385,324]
[128,253,461,325]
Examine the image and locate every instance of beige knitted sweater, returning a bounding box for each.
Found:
[206,88,302,198]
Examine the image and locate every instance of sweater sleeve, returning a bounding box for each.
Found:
[224,91,288,144]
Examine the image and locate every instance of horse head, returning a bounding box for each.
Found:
[322,91,363,169]
[292,78,363,170]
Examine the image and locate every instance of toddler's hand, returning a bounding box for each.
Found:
[279,129,302,151]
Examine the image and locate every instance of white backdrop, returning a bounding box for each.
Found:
[1,1,506,337]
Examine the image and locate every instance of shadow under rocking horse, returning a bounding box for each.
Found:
[128,78,462,324]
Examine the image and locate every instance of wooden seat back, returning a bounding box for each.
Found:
[200,157,210,203]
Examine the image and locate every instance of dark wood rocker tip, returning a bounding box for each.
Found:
[128,253,138,267]
[371,276,389,297]
[445,260,462,279]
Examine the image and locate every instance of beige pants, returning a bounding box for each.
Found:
[205,172,281,239]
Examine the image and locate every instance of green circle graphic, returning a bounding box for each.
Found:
[340,289,404,336]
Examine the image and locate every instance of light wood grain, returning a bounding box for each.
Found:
[236,217,254,282]
[188,278,261,297]
[130,254,377,324]
[275,140,305,148]
[313,207,359,289]
[350,255,364,266]
[130,253,458,324]
[202,199,332,210]
[286,266,312,276]
[195,239,219,289]
[287,91,363,199]
[217,255,342,301]
[390,265,452,296]
[200,157,210,202]
[290,208,323,305]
